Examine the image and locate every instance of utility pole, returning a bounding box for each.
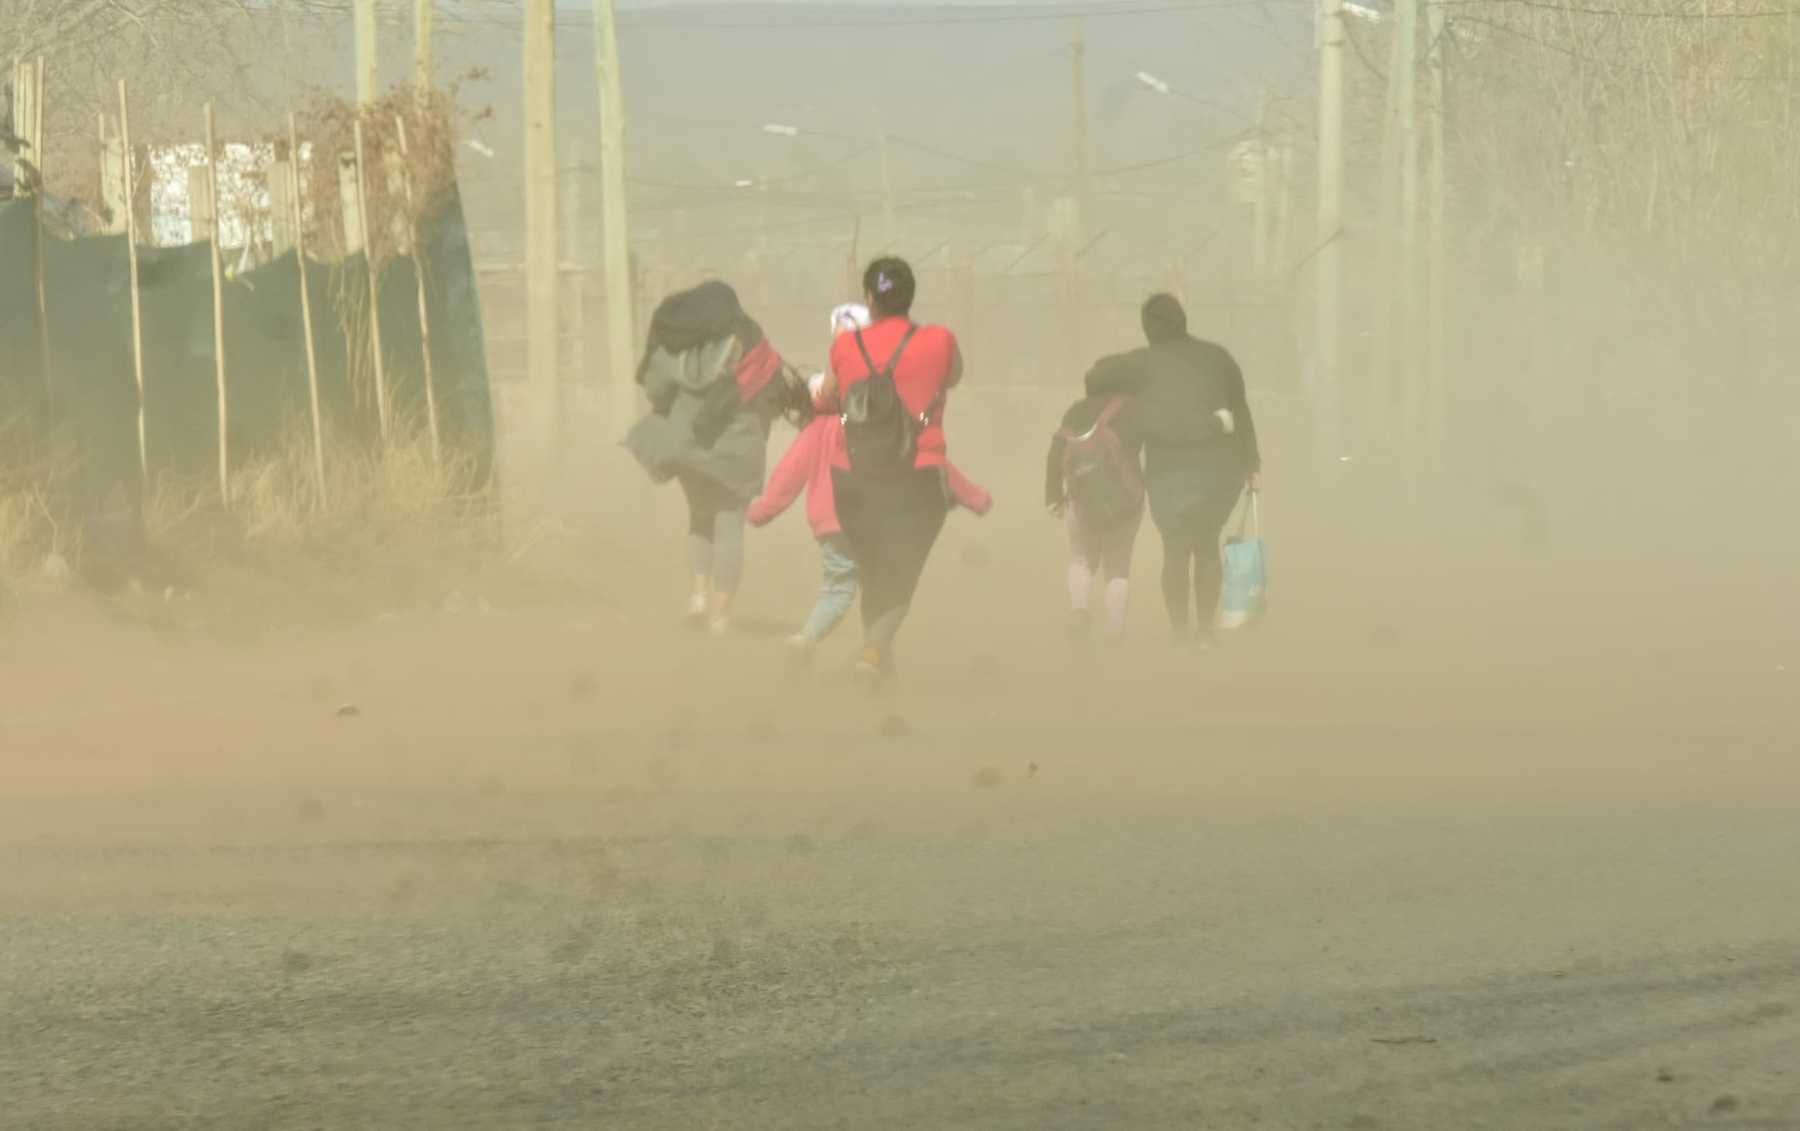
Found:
[1071,19,1091,239]
[1398,0,1423,444]
[593,0,636,430]
[415,0,434,96]
[525,0,560,475]
[1425,3,1449,452]
[1314,0,1346,459]
[354,0,378,106]
[1369,9,1404,433]
[1252,89,1273,285]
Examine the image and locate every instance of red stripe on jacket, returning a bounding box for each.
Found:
[736,339,782,403]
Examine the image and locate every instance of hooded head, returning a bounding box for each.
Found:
[1141,292,1188,344]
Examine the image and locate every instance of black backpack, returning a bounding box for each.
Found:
[841,325,923,478]
[1059,398,1143,527]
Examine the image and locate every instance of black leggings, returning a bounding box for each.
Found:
[831,467,949,661]
[1158,491,1241,637]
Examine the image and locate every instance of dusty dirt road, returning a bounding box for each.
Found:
[3,500,1797,1130]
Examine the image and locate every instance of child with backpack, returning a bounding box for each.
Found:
[1046,364,1146,640]
[751,303,992,662]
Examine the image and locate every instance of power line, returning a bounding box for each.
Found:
[1436,0,1800,18]
[609,0,1310,32]
[1093,130,1253,174]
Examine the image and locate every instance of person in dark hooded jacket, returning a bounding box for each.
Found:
[1087,293,1261,645]
[623,281,790,636]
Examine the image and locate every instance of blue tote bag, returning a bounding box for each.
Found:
[1218,490,1266,630]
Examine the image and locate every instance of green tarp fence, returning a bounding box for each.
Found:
[0,187,494,515]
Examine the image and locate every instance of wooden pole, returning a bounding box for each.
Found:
[118,80,149,488]
[1425,3,1449,453]
[354,0,378,107]
[527,0,560,470]
[1369,10,1404,440]
[1314,0,1346,459]
[28,59,52,422]
[352,118,391,442]
[394,116,442,467]
[1398,0,1423,445]
[415,0,434,97]
[1272,132,1294,285]
[288,114,328,504]
[1252,89,1272,286]
[593,0,634,430]
[204,102,230,504]
[566,143,589,391]
[1070,20,1091,240]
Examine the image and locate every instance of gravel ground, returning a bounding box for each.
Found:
[3,526,1797,1129]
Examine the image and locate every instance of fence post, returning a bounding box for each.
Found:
[288,114,328,505]
[118,80,149,488]
[204,102,230,504]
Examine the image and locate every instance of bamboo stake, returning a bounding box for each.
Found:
[288,114,328,505]
[118,80,148,487]
[352,118,390,443]
[393,115,441,467]
[204,101,230,505]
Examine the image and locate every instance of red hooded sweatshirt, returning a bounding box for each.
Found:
[749,414,992,539]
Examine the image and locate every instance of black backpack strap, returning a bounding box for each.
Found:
[852,323,921,382]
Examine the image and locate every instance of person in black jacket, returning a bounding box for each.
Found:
[1095,294,1262,645]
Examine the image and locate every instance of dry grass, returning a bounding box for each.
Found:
[0,414,542,636]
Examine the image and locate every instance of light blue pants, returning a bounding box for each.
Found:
[798,534,859,643]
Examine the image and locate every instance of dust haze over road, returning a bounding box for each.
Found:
[4,461,1799,1129]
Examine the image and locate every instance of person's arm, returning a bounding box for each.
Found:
[945,463,993,516]
[1224,351,1262,479]
[819,334,848,407]
[943,332,965,391]
[747,422,817,526]
[1044,431,1067,512]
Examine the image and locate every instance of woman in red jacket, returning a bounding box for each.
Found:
[751,371,992,662]
[819,258,965,684]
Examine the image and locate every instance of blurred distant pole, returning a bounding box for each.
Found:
[878,127,897,251]
[1425,2,1449,453]
[355,0,377,105]
[1398,0,1423,445]
[1313,0,1346,459]
[415,0,434,96]
[1070,20,1091,238]
[526,0,561,471]
[1370,9,1403,431]
[594,0,637,429]
[1252,90,1272,284]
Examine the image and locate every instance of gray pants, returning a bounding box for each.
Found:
[679,474,746,594]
